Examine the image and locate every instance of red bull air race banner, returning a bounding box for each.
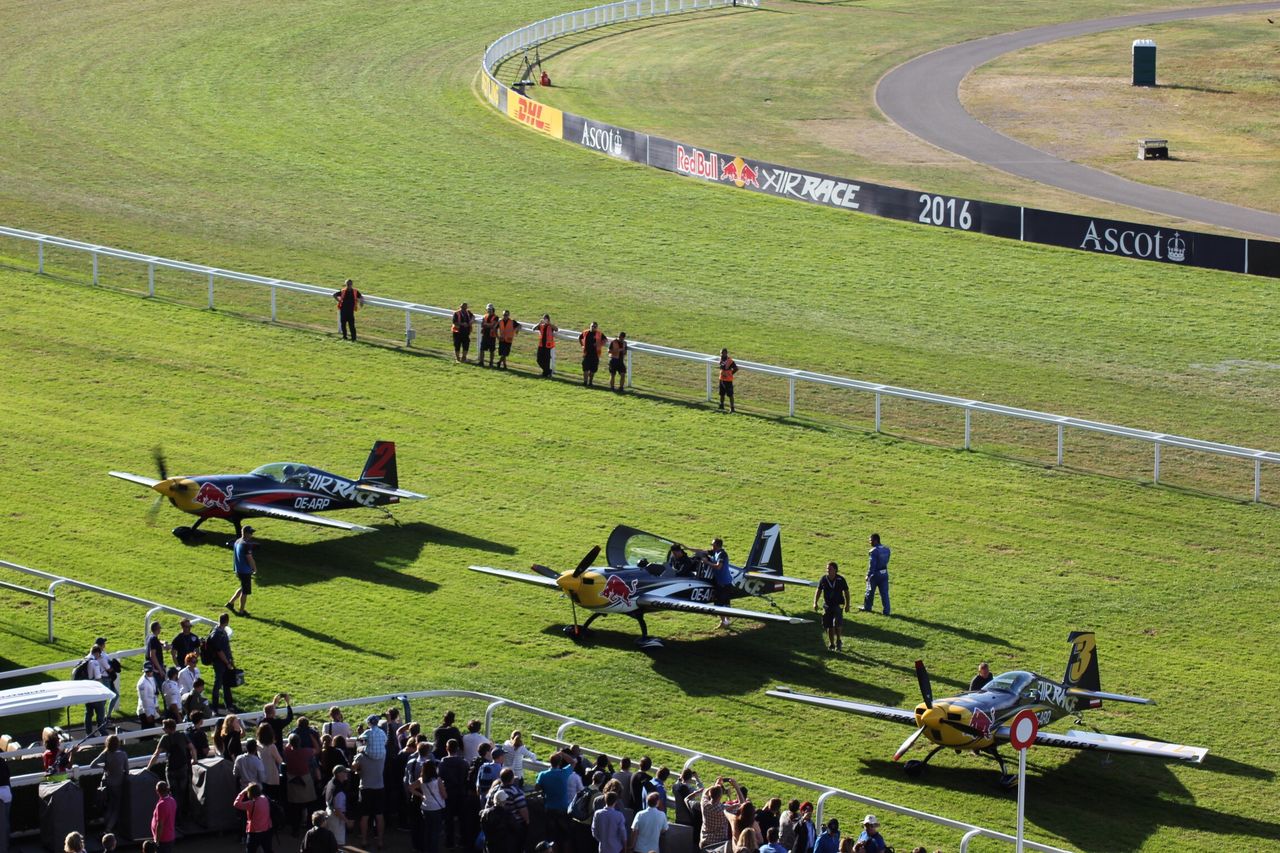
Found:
[550,108,1280,278]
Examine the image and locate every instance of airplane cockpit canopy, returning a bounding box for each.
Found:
[985,670,1034,695]
[251,462,312,484]
[606,526,676,568]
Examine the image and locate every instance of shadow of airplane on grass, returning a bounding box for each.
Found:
[538,619,904,708]
[856,734,1280,850]
[888,613,1021,650]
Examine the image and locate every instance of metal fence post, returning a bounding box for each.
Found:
[626,349,634,388]
[706,363,713,401]
[874,393,881,432]
[270,286,277,321]
[93,251,99,285]
[788,378,795,417]
[1057,424,1064,465]
[37,241,44,274]
[208,272,215,309]
[148,263,155,297]
[405,310,414,347]
[1154,443,1161,484]
[1256,459,1262,503]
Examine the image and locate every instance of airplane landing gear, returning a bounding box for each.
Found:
[903,744,947,779]
[982,746,1020,790]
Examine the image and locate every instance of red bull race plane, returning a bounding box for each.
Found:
[470,523,814,648]
[769,631,1207,787]
[110,442,425,540]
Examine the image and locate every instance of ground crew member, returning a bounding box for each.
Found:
[608,332,628,393]
[863,533,891,616]
[452,302,475,363]
[814,561,850,652]
[718,348,738,412]
[479,303,500,368]
[225,526,256,617]
[579,322,607,387]
[497,310,519,370]
[703,538,733,629]
[333,279,363,342]
[535,314,558,377]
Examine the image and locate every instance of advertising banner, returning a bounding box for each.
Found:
[1022,208,1246,274]
[1248,239,1280,278]
[480,74,505,112]
[563,113,647,163]
[506,93,563,139]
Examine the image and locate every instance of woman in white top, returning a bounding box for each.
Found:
[502,730,537,784]
[177,653,200,694]
[256,721,284,803]
[412,760,447,853]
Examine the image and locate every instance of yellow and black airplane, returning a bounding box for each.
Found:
[110,441,425,540]
[769,632,1207,786]
[471,523,814,648]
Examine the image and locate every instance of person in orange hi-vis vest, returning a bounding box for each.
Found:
[496,310,520,371]
[578,322,608,388]
[534,314,559,378]
[718,348,739,413]
[332,279,363,342]
[451,302,476,363]
[478,303,500,368]
[608,332,629,394]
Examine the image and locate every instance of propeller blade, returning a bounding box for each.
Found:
[915,659,933,709]
[572,545,601,578]
[152,447,168,481]
[145,494,165,527]
[892,726,926,762]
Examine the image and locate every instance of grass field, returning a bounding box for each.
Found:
[1,0,1279,851]
[1,269,1279,852]
[963,13,1280,215]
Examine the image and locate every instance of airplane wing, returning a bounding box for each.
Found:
[469,566,561,590]
[766,687,918,726]
[237,502,375,532]
[356,483,428,500]
[637,594,808,624]
[743,571,816,587]
[999,727,1207,763]
[109,471,162,488]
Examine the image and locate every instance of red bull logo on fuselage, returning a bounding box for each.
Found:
[602,575,640,610]
[194,482,232,513]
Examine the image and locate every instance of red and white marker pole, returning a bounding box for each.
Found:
[1008,709,1040,853]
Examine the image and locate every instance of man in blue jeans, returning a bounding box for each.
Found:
[863,533,891,615]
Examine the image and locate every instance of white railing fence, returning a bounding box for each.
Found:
[0,224,1276,503]
[0,558,217,646]
[0,688,1071,853]
[483,0,757,80]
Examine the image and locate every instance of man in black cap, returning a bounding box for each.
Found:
[226,526,257,616]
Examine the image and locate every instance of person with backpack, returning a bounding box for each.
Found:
[207,612,239,714]
[234,782,274,853]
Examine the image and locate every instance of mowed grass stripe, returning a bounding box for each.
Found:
[1,269,1277,851]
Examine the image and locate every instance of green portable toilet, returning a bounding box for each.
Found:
[1132,39,1156,86]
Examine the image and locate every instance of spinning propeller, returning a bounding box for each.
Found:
[893,659,984,761]
[557,545,601,637]
[145,447,191,525]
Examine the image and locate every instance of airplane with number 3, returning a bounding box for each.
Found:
[470,523,814,648]
[110,441,425,540]
[769,631,1207,787]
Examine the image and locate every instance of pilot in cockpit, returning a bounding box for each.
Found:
[668,543,696,577]
[282,465,306,484]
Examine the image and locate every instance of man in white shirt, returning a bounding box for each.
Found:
[630,791,669,853]
[136,663,159,729]
[462,720,490,763]
[160,668,183,720]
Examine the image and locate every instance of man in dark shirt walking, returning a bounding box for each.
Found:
[814,561,850,652]
[208,612,238,714]
[333,279,363,341]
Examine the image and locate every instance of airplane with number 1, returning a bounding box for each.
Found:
[769,631,1207,787]
[110,441,425,539]
[471,522,814,648]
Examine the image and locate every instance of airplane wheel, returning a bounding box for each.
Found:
[998,773,1018,790]
[563,625,587,641]
[903,760,925,778]
[172,526,193,540]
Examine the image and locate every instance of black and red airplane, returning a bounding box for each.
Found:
[110,441,425,539]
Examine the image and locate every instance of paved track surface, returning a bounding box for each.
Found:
[876,2,1280,238]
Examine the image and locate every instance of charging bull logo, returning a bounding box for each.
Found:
[720,157,759,189]
[602,575,639,608]
[970,709,993,738]
[195,483,232,512]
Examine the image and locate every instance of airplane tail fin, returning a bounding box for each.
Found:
[745,523,783,574]
[1064,631,1101,691]
[359,441,399,489]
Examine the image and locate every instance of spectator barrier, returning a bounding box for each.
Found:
[0,688,1072,853]
[480,1,1280,280]
[0,224,1276,503]
[0,558,217,646]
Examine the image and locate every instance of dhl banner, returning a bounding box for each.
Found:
[506,93,563,139]
[480,74,503,110]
